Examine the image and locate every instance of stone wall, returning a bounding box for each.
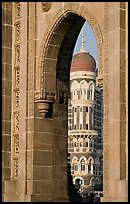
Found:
[2,2,12,201]
[2,2,128,202]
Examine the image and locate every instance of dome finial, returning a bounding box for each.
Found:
[80,29,89,53]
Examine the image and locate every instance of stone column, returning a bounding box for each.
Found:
[101,2,128,202]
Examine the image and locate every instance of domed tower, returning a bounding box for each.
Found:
[68,31,103,194]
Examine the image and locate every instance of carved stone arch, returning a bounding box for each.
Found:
[63,3,103,81]
[36,5,103,93]
[79,80,88,89]
[71,80,79,90]
[90,176,95,185]
[88,81,95,100]
[79,156,87,163]
[73,176,84,186]
[88,81,95,88]
[72,156,78,163]
[90,176,100,186]
[88,156,94,164]
[35,4,103,117]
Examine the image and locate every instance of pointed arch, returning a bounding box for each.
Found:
[73,176,84,186]
[71,80,79,100]
[88,156,94,163]
[79,156,87,163]
[88,81,95,100]
[90,176,95,185]
[36,4,103,101]
[79,80,88,99]
[72,156,78,163]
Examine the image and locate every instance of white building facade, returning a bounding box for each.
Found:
[68,32,103,193]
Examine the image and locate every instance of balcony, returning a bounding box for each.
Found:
[68,129,98,137]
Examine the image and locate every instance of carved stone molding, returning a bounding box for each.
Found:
[41,2,51,12]
[37,3,103,99]
[96,76,103,90]
[35,93,55,118]
[11,2,21,180]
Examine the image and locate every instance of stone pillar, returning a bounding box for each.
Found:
[101,2,128,202]
[2,2,12,201]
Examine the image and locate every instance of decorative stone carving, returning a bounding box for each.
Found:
[41,2,51,12]
[15,45,20,64]
[14,113,19,132]
[15,90,20,108]
[96,76,103,89]
[37,4,103,102]
[14,135,19,154]
[11,2,21,180]
[103,2,109,195]
[15,2,20,20]
[35,93,55,118]
[15,23,20,42]
[15,66,20,86]
[14,159,19,178]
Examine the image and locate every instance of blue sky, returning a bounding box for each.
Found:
[73,21,98,67]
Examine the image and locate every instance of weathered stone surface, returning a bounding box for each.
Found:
[2,2,128,202]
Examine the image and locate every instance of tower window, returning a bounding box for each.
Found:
[80,142,82,147]
[86,107,88,112]
[81,164,85,171]
[86,124,88,130]
[88,163,91,173]
[76,142,79,147]
[75,108,76,112]
[80,124,82,129]
[74,164,78,171]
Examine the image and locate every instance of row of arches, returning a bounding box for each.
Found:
[71,156,94,174]
[68,139,95,153]
[73,176,100,187]
[71,80,95,89]
[71,80,95,100]
[72,156,94,164]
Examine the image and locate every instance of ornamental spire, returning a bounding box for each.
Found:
[80,29,89,53]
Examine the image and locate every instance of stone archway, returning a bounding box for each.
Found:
[35,5,103,106]
[35,3,128,202]
[2,2,128,202]
[34,7,104,201]
[74,176,84,190]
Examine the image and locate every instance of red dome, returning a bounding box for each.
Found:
[70,51,96,72]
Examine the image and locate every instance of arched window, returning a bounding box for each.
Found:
[74,177,84,191]
[72,157,79,173]
[79,80,88,100]
[88,160,91,173]
[88,157,94,174]
[79,157,87,173]
[88,82,95,100]
[71,81,79,100]
[74,164,78,171]
[90,86,93,99]
[80,158,86,171]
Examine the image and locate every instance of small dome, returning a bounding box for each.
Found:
[70,51,96,72]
